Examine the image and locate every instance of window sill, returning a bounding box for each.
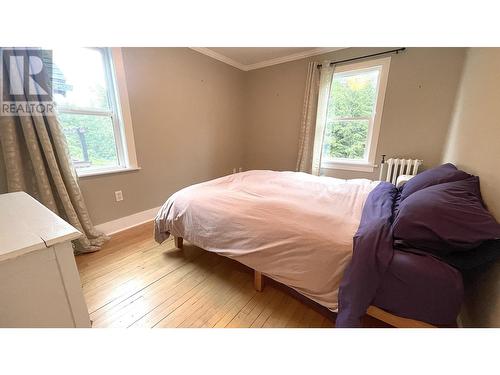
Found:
[321,161,377,173]
[76,166,141,179]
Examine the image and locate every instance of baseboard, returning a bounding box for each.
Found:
[95,206,161,236]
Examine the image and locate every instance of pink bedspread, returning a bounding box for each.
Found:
[154,170,379,310]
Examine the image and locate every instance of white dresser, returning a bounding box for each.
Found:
[0,192,91,328]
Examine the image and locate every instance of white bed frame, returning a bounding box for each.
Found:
[173,236,436,328]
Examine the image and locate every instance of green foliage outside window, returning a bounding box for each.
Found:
[323,71,378,160]
[57,82,118,169]
[59,113,118,167]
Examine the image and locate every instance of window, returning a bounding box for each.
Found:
[52,47,138,176]
[321,57,390,172]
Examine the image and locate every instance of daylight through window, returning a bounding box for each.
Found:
[321,57,390,171]
[52,48,130,175]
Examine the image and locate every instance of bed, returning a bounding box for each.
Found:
[155,170,379,312]
[154,167,499,327]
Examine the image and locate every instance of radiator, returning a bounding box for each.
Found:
[379,157,422,185]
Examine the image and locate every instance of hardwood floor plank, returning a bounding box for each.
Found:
[250,289,288,328]
[100,253,222,328]
[76,222,344,328]
[226,287,279,328]
[211,280,260,327]
[285,302,309,328]
[85,247,198,314]
[92,270,195,327]
[154,262,245,328]
[262,291,299,328]
[178,272,250,328]
[200,279,264,328]
[129,256,228,328]
[185,267,258,328]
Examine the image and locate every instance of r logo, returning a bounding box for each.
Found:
[1,48,53,102]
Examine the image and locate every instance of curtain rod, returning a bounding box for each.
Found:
[316,48,406,68]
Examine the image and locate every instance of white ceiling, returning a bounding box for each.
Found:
[190,47,344,71]
[208,47,314,65]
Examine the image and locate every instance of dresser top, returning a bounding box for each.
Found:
[0,192,81,261]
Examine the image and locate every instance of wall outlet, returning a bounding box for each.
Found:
[238,167,242,173]
[115,190,124,202]
[232,168,237,174]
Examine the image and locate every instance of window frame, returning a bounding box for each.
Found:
[321,56,391,173]
[55,47,139,177]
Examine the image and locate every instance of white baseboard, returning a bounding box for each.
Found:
[95,206,161,236]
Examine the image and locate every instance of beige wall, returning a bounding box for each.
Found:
[0,48,468,223]
[443,48,500,327]
[242,48,467,179]
[78,48,245,224]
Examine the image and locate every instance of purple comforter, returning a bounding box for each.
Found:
[336,182,464,327]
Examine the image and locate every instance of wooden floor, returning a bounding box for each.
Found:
[76,222,388,328]
[75,223,334,328]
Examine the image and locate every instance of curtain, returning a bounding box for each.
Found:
[0,48,108,253]
[296,62,335,175]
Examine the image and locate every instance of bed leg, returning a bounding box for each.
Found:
[254,270,264,292]
[174,236,183,249]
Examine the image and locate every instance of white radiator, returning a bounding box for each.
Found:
[379,157,422,185]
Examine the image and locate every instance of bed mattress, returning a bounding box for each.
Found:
[155,170,380,310]
[374,249,464,325]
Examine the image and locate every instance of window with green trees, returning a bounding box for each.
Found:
[52,48,126,173]
[321,58,390,170]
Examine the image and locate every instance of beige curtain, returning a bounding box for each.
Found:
[0,49,108,253]
[296,62,335,175]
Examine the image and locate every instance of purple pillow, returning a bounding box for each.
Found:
[393,177,500,253]
[400,163,471,201]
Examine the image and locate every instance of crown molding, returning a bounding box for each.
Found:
[190,47,346,71]
[190,47,247,70]
[244,47,345,71]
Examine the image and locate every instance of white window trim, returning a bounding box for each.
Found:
[321,160,378,173]
[65,48,139,178]
[321,56,391,173]
[77,165,141,178]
